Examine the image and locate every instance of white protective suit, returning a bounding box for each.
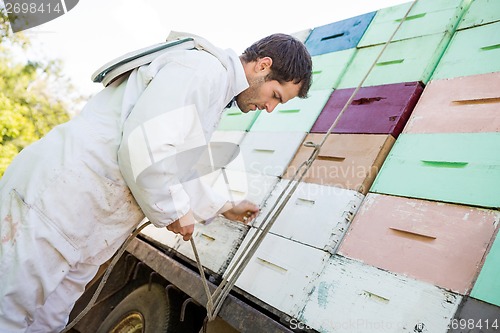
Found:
[0,32,249,332]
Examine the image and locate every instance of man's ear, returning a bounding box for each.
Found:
[255,57,273,73]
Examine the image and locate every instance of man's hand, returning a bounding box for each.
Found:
[166,210,196,241]
[221,200,260,224]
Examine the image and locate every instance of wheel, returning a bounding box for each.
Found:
[96,283,179,333]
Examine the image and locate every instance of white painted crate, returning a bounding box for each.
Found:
[253,180,364,253]
[212,170,279,207]
[233,131,306,177]
[210,130,247,146]
[140,222,181,251]
[176,217,249,275]
[225,230,329,317]
[298,255,462,333]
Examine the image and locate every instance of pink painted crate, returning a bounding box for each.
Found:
[404,72,500,133]
[339,193,499,294]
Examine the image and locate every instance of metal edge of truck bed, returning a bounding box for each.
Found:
[127,237,294,333]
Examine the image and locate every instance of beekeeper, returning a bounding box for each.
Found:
[0,31,312,332]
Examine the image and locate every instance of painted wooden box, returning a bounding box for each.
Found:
[232,131,306,177]
[291,28,312,43]
[227,230,330,317]
[458,0,500,30]
[175,217,250,275]
[249,89,332,132]
[140,222,182,251]
[310,81,423,137]
[431,21,500,80]
[310,49,356,91]
[283,133,395,194]
[305,11,376,56]
[252,180,364,253]
[448,297,500,333]
[211,170,279,207]
[339,193,499,294]
[216,106,261,131]
[338,33,452,88]
[370,133,500,208]
[210,130,246,146]
[139,166,225,252]
[403,72,500,133]
[471,230,500,307]
[298,255,462,333]
[358,0,466,47]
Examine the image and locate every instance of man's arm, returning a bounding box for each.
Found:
[117,51,229,229]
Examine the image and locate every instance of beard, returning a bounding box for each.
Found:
[235,76,266,113]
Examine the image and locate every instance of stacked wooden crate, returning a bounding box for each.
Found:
[222,11,376,322]
[141,0,500,331]
[286,1,479,332]
[339,0,500,332]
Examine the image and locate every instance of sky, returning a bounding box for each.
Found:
[20,0,411,97]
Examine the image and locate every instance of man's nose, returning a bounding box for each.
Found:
[265,101,279,113]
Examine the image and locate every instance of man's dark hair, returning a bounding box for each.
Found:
[241,33,313,98]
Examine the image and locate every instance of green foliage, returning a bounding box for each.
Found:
[0,8,81,177]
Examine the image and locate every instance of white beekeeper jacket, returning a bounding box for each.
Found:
[0,31,249,267]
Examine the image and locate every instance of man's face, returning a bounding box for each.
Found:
[235,58,302,113]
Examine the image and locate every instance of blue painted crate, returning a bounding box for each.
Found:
[305,11,376,56]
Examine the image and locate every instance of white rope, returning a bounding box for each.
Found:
[192,0,421,323]
[61,221,152,333]
[63,2,420,331]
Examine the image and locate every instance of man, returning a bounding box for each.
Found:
[0,31,312,332]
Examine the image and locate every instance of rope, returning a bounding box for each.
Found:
[61,221,152,333]
[192,0,420,323]
[63,2,419,331]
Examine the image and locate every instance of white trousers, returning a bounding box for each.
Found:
[0,190,99,333]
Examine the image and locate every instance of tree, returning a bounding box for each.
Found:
[0,8,83,176]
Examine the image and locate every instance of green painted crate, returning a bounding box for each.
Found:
[458,0,500,30]
[310,49,356,91]
[249,89,332,132]
[358,0,467,47]
[431,20,500,80]
[471,231,500,307]
[370,133,500,208]
[338,33,451,88]
[216,106,261,131]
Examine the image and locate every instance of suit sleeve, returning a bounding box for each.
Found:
[117,55,228,228]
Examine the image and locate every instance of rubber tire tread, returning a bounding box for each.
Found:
[96,283,179,333]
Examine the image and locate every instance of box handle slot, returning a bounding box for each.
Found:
[229,189,247,196]
[317,155,346,162]
[278,109,301,113]
[389,227,437,241]
[295,198,315,207]
[452,97,500,105]
[253,149,275,154]
[257,257,288,274]
[321,32,345,41]
[481,44,500,51]
[352,97,385,105]
[362,290,390,304]
[201,233,216,242]
[395,12,426,22]
[376,59,404,66]
[421,160,468,168]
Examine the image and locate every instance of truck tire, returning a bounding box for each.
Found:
[96,283,179,333]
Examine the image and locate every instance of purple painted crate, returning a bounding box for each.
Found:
[311,82,423,137]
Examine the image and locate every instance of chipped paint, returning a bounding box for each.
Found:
[317,281,334,309]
